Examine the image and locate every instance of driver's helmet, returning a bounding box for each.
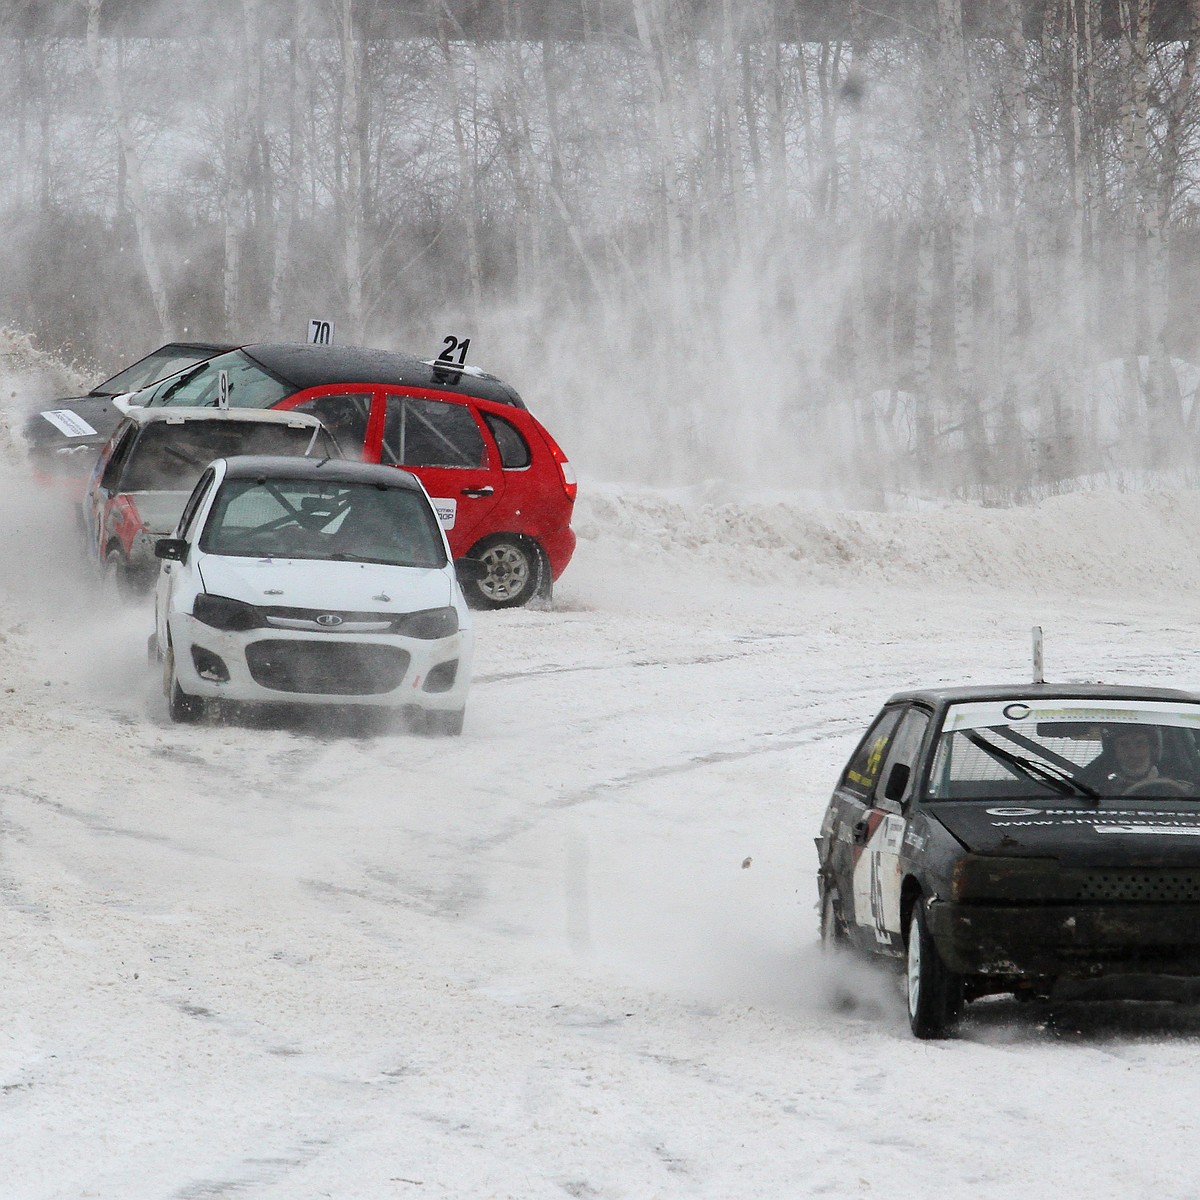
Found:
[1100,724,1163,760]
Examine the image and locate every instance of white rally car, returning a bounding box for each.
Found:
[152,455,476,733]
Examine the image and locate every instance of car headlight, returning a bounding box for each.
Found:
[950,855,1059,902]
[394,606,459,639]
[192,593,263,632]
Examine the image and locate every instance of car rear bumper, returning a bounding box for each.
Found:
[927,898,1200,979]
[540,523,576,580]
[169,615,472,709]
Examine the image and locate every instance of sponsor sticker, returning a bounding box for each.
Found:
[987,806,1042,817]
[432,498,457,529]
[40,409,97,437]
[1094,824,1200,837]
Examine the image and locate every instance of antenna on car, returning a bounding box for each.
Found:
[1032,625,1044,684]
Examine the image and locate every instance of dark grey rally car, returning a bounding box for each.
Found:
[25,342,231,485]
[816,683,1200,1038]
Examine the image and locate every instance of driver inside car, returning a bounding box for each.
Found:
[1081,726,1187,795]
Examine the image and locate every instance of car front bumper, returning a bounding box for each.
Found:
[169,614,472,710]
[927,898,1200,979]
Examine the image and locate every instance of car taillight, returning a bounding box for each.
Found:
[536,423,578,503]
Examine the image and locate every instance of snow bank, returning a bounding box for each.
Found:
[574,481,1200,598]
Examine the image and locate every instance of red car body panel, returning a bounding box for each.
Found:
[273,383,576,580]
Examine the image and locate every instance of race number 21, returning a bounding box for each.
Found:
[437,335,471,366]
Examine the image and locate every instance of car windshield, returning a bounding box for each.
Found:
[118,421,333,493]
[135,350,294,409]
[928,698,1200,801]
[199,477,447,568]
[94,345,225,396]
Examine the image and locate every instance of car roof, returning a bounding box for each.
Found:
[885,682,1200,708]
[218,455,424,491]
[240,343,526,409]
[121,406,325,427]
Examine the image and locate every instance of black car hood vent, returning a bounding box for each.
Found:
[928,800,1200,867]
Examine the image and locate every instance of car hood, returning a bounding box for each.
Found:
[928,800,1200,866]
[126,491,189,536]
[24,395,126,449]
[196,554,453,614]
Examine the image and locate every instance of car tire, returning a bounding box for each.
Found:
[422,707,465,737]
[906,900,964,1039]
[104,550,153,602]
[164,646,203,724]
[464,536,543,609]
[819,884,848,951]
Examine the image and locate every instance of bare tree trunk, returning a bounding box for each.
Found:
[630,0,684,280]
[936,0,983,483]
[437,11,482,317]
[269,7,305,333]
[224,0,261,337]
[86,0,171,338]
[340,0,366,342]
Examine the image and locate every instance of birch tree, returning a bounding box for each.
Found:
[84,0,172,337]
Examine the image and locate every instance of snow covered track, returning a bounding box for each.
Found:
[5,446,1200,1194]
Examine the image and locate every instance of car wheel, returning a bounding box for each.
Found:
[464,536,542,609]
[421,707,465,737]
[104,550,153,602]
[164,646,203,724]
[906,901,964,1039]
[819,884,848,951]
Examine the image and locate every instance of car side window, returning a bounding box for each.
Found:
[292,395,373,458]
[99,424,137,491]
[381,396,485,469]
[177,467,216,539]
[482,411,531,469]
[840,708,904,800]
[874,708,931,811]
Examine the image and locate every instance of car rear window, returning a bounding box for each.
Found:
[482,412,531,469]
[119,421,326,492]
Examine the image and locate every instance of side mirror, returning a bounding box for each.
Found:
[454,557,489,584]
[155,538,189,563]
[884,762,911,804]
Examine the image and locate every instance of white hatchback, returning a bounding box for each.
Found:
[153,455,475,733]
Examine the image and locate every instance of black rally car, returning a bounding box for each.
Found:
[24,342,232,488]
[816,683,1200,1038]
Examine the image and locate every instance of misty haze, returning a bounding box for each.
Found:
[3,2,1200,1198]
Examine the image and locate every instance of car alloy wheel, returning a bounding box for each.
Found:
[906,901,964,1039]
[468,536,541,609]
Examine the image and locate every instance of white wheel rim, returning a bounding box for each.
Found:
[907,924,922,1018]
[480,544,530,601]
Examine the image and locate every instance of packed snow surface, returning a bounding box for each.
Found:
[3,358,1200,1198]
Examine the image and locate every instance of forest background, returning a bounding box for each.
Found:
[4,0,1200,502]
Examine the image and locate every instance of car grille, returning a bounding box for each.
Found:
[245,640,410,695]
[262,605,396,633]
[1072,871,1200,903]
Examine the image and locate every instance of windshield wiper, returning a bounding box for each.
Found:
[963,730,1100,802]
[155,363,208,405]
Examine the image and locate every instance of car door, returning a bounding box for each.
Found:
[849,706,932,955]
[86,421,138,566]
[376,391,505,554]
[156,466,217,653]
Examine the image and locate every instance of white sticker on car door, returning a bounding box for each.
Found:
[431,498,457,529]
